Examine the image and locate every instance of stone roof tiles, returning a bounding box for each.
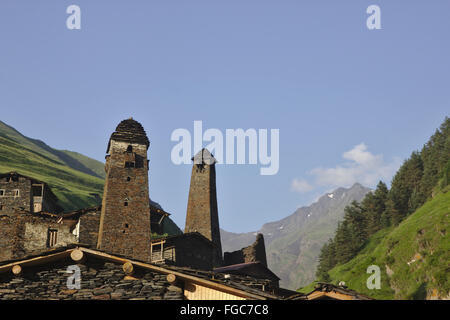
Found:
[0,246,291,300]
[107,118,150,152]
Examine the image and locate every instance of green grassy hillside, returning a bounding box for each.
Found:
[0,120,182,237]
[0,120,104,211]
[311,188,450,299]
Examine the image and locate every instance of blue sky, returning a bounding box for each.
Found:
[0,1,449,232]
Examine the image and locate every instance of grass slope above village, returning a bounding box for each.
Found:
[0,120,181,236]
[309,187,449,300]
[0,121,104,211]
[299,117,450,299]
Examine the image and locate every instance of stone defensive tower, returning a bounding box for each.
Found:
[185,148,222,267]
[97,118,152,262]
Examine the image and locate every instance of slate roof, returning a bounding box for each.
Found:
[192,148,217,165]
[161,264,296,299]
[107,118,150,152]
[214,261,280,281]
[0,246,296,300]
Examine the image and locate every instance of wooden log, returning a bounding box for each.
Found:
[70,249,86,263]
[167,273,177,284]
[12,265,22,276]
[123,262,134,275]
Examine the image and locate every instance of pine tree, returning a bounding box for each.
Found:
[334,220,356,264]
[314,116,450,282]
[344,201,368,249]
[388,151,424,221]
[440,159,450,189]
[316,239,336,281]
[365,181,388,235]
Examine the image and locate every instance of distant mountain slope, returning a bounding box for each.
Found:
[0,120,104,211]
[323,188,450,300]
[0,120,183,237]
[60,150,106,179]
[221,183,371,289]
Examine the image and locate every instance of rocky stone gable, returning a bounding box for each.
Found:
[224,233,268,267]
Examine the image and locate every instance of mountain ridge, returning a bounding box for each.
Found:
[221,183,371,289]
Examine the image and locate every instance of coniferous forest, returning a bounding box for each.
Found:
[316,117,450,282]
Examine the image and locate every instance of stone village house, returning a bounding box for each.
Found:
[0,119,300,300]
[0,119,369,300]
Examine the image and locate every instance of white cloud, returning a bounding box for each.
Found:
[291,143,401,194]
[291,178,314,193]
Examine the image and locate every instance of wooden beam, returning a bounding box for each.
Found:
[307,291,327,300]
[325,291,353,300]
[167,273,177,284]
[307,290,354,300]
[70,249,85,263]
[12,265,22,276]
[78,247,268,300]
[0,249,73,274]
[122,261,134,275]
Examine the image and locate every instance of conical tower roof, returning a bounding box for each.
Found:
[192,148,217,165]
[107,118,150,152]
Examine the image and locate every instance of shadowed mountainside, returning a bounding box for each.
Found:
[221,183,371,289]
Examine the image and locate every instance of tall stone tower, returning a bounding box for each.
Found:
[185,148,222,266]
[97,118,152,262]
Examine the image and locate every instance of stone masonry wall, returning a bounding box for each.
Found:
[0,213,76,262]
[0,258,184,300]
[97,140,152,262]
[0,176,32,213]
[166,234,215,270]
[0,214,24,261]
[78,209,101,247]
[224,234,268,267]
[184,160,222,267]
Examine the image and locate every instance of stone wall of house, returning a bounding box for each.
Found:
[78,209,101,247]
[165,234,215,270]
[0,213,76,262]
[0,175,32,213]
[40,185,63,213]
[224,234,268,267]
[0,258,184,300]
[22,220,75,253]
[0,174,62,214]
[0,214,24,261]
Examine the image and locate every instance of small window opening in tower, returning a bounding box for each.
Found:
[127,177,131,181]
[125,162,135,168]
[125,223,129,228]
[126,145,133,153]
[124,201,128,206]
